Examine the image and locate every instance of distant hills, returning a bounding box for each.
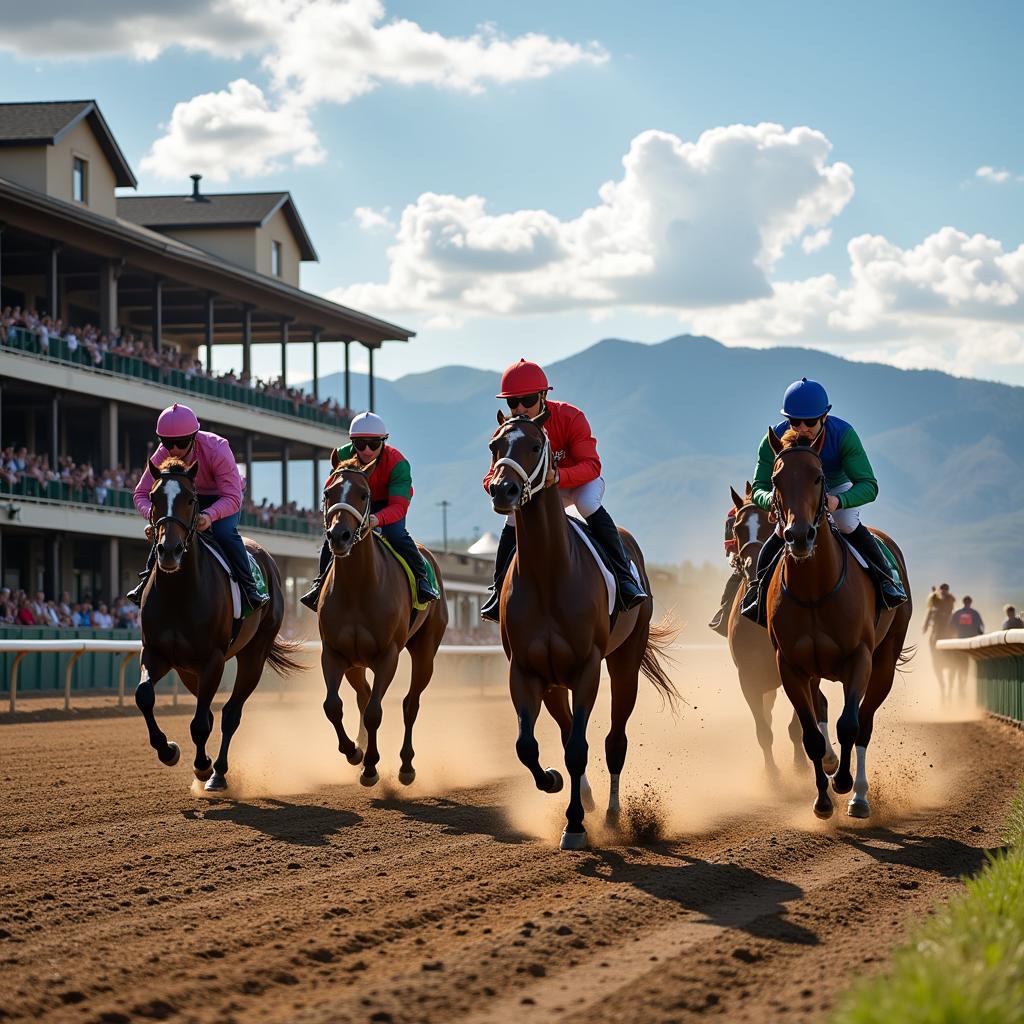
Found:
[312,335,1024,602]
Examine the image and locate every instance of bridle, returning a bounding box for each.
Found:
[323,469,373,544]
[732,503,769,587]
[490,416,551,508]
[150,473,200,555]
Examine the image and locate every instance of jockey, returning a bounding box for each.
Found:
[480,358,647,622]
[708,505,741,637]
[300,411,439,610]
[740,377,907,623]
[127,403,269,610]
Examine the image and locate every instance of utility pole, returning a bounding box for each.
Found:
[437,499,451,552]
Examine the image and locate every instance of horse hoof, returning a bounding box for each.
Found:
[831,771,853,795]
[813,797,834,820]
[204,772,227,792]
[359,771,380,788]
[194,763,214,782]
[160,742,180,767]
[345,746,364,766]
[545,768,564,794]
[822,753,840,776]
[847,798,871,819]
[559,829,588,851]
[398,769,416,786]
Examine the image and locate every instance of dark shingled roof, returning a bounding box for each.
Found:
[0,100,137,188]
[118,191,318,262]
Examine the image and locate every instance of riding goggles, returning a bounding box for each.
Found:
[352,437,385,452]
[159,434,196,450]
[505,393,540,410]
[787,417,821,429]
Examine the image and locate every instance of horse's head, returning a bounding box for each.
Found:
[729,481,773,584]
[487,407,551,514]
[768,426,827,560]
[147,456,199,572]
[322,461,372,558]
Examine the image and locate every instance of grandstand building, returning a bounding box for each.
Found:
[0,99,415,613]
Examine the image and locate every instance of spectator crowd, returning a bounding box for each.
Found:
[0,587,139,630]
[1,306,353,424]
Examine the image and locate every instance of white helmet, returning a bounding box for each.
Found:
[349,411,388,437]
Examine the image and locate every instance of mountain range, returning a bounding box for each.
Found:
[312,335,1024,602]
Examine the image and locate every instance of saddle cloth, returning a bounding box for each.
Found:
[566,513,640,618]
[198,535,268,620]
[375,533,439,613]
[839,532,903,586]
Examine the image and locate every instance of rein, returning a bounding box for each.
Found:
[491,419,551,508]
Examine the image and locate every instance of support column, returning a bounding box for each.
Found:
[344,340,351,412]
[312,450,319,509]
[281,442,289,507]
[99,259,118,335]
[51,393,59,467]
[244,433,254,500]
[48,245,60,319]
[106,401,118,470]
[0,225,4,304]
[152,277,163,350]
[47,537,60,602]
[242,307,252,381]
[368,345,375,412]
[312,329,320,399]
[205,294,215,373]
[108,538,119,604]
[280,319,289,387]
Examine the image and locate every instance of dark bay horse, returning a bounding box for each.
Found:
[765,429,912,819]
[487,410,679,850]
[316,455,447,786]
[137,458,302,791]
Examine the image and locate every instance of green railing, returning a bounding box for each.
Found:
[4,327,350,431]
[976,656,1024,724]
[239,510,319,535]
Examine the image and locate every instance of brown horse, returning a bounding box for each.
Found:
[766,429,912,819]
[316,456,447,786]
[725,483,836,777]
[487,410,679,850]
[137,458,303,791]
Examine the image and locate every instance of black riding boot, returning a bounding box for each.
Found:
[740,532,784,625]
[708,569,743,637]
[126,544,156,605]
[300,540,332,611]
[585,506,648,612]
[846,523,907,609]
[480,524,517,623]
[386,530,440,604]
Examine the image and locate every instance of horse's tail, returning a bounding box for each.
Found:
[640,614,682,710]
[266,634,305,678]
[897,642,917,675]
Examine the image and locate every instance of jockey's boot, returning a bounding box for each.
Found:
[300,540,332,612]
[243,585,270,612]
[126,545,157,605]
[585,506,648,612]
[709,570,743,637]
[846,524,907,609]
[387,530,440,604]
[480,524,517,623]
[740,532,784,626]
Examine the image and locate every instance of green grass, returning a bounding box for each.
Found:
[832,780,1024,1024]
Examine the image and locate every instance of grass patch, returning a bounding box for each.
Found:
[832,779,1024,1024]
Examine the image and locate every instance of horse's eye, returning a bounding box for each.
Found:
[816,475,823,484]
[532,444,541,453]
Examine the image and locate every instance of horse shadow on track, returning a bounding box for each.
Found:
[370,793,531,846]
[836,825,999,878]
[576,848,818,946]
[182,799,362,846]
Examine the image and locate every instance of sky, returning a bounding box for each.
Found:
[2,0,1023,384]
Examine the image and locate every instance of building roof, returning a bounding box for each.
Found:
[0,100,137,188]
[118,191,318,261]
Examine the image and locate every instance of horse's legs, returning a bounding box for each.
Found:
[561,654,601,851]
[740,672,777,776]
[398,629,441,786]
[847,640,900,818]
[179,669,214,781]
[135,651,179,766]
[321,647,362,766]
[543,687,594,812]
[779,657,832,818]
[510,661,562,794]
[345,666,371,752]
[604,631,643,825]
[832,647,872,796]
[814,683,839,775]
[207,647,263,791]
[360,645,400,786]
[787,705,804,769]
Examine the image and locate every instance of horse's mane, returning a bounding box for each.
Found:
[156,456,191,475]
[779,428,814,449]
[325,457,375,491]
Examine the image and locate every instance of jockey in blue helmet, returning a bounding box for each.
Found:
[731,377,907,628]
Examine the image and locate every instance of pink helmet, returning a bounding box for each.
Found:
[156,403,200,437]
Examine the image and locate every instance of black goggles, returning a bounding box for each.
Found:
[352,437,385,452]
[787,417,821,429]
[159,434,195,450]
[505,393,540,410]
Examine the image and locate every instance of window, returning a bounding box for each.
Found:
[272,240,283,277]
[72,157,87,203]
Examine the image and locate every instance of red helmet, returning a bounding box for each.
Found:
[496,358,551,398]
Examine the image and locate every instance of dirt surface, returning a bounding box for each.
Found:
[1,647,1022,1024]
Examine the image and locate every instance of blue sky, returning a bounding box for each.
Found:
[3,1,1023,384]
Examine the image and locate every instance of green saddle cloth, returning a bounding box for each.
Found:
[248,552,269,599]
[375,535,438,612]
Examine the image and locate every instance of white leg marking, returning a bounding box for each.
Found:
[853,744,868,801]
[580,772,595,811]
[608,773,621,814]
[818,721,838,761]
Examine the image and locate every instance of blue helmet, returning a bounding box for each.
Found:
[781,378,831,418]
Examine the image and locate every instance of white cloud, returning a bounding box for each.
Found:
[976,165,1014,184]
[139,79,324,182]
[332,123,854,322]
[801,228,832,253]
[353,206,395,232]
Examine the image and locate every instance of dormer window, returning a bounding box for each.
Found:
[272,240,283,278]
[72,156,87,203]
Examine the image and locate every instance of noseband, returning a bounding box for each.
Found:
[323,472,372,544]
[770,447,829,538]
[491,419,551,508]
[151,475,200,554]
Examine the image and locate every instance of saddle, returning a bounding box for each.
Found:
[565,514,641,620]
[198,534,268,621]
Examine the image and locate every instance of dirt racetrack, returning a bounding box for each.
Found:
[2,644,1022,1024]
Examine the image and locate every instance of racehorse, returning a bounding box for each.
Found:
[136,458,303,791]
[316,455,448,786]
[487,410,679,850]
[725,483,838,777]
[765,429,912,819]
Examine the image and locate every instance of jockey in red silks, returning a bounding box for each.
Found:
[127,403,269,611]
[480,358,647,622]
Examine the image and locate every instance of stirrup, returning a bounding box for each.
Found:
[299,579,322,612]
[480,587,500,623]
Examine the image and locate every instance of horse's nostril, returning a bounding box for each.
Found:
[156,543,165,557]
[783,528,794,544]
